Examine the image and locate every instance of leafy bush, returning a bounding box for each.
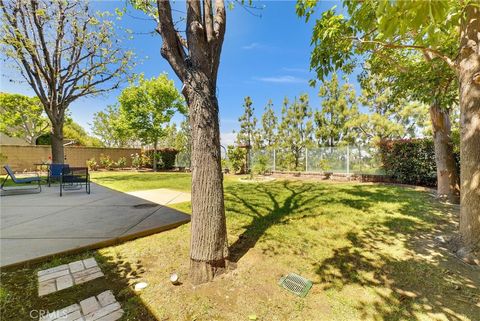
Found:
[252,153,270,175]
[227,145,247,174]
[86,158,98,171]
[378,139,438,186]
[116,157,127,169]
[144,148,178,169]
[131,153,143,169]
[159,148,178,169]
[99,154,113,170]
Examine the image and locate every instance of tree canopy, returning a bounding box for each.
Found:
[0,92,49,144]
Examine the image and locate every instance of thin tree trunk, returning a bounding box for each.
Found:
[429,103,460,203]
[153,139,158,171]
[51,121,64,163]
[187,81,228,284]
[458,4,480,256]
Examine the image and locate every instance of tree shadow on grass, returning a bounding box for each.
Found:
[312,186,480,321]
[226,180,321,262]
[0,251,158,320]
[224,180,479,320]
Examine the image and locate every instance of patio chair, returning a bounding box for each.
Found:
[48,163,69,187]
[60,167,90,196]
[1,165,41,195]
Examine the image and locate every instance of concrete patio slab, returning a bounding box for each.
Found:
[126,188,191,205]
[0,183,190,267]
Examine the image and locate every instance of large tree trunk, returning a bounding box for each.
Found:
[50,121,64,164]
[186,77,228,284]
[429,104,460,203]
[458,4,480,255]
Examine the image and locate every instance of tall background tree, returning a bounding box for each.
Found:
[315,73,358,147]
[236,96,258,172]
[260,99,278,150]
[297,0,479,260]
[278,95,314,170]
[118,74,184,171]
[0,93,49,144]
[133,0,229,283]
[0,0,133,163]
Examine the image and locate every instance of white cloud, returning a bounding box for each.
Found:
[220,132,236,147]
[242,42,262,50]
[254,75,307,84]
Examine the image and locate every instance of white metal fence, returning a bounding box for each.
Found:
[175,146,384,175]
[251,146,383,174]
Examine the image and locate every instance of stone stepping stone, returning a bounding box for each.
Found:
[38,257,104,296]
[39,290,123,321]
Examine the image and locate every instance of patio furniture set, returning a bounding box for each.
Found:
[1,164,90,196]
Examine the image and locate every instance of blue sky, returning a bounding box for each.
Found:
[0,0,357,146]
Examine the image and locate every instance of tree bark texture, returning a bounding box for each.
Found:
[155,0,228,283]
[429,104,460,203]
[50,121,64,164]
[186,73,228,284]
[459,4,480,252]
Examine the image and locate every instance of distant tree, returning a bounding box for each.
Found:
[37,119,103,147]
[237,96,260,146]
[315,74,359,147]
[236,96,258,172]
[260,100,278,150]
[118,74,184,171]
[0,93,49,144]
[0,0,133,163]
[349,74,429,145]
[91,105,132,148]
[278,95,314,170]
[160,121,190,152]
[63,120,103,147]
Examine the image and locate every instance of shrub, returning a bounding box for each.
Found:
[144,148,178,169]
[227,145,247,174]
[86,158,98,171]
[252,153,270,175]
[116,157,127,169]
[378,139,437,187]
[131,153,142,169]
[99,154,113,170]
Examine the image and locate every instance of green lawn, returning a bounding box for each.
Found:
[1,172,479,320]
[90,171,193,192]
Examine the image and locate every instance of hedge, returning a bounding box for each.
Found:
[378,139,438,187]
[144,148,179,169]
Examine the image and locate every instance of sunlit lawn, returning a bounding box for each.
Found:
[1,172,479,320]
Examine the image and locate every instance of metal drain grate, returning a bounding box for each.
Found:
[278,273,312,297]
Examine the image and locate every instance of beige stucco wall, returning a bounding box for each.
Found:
[0,145,141,173]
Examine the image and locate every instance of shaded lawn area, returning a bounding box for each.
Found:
[1,175,479,321]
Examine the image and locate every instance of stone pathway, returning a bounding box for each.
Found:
[38,258,104,296]
[39,290,123,321]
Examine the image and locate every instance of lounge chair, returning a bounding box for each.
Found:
[48,163,69,187]
[1,165,42,194]
[60,167,90,196]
